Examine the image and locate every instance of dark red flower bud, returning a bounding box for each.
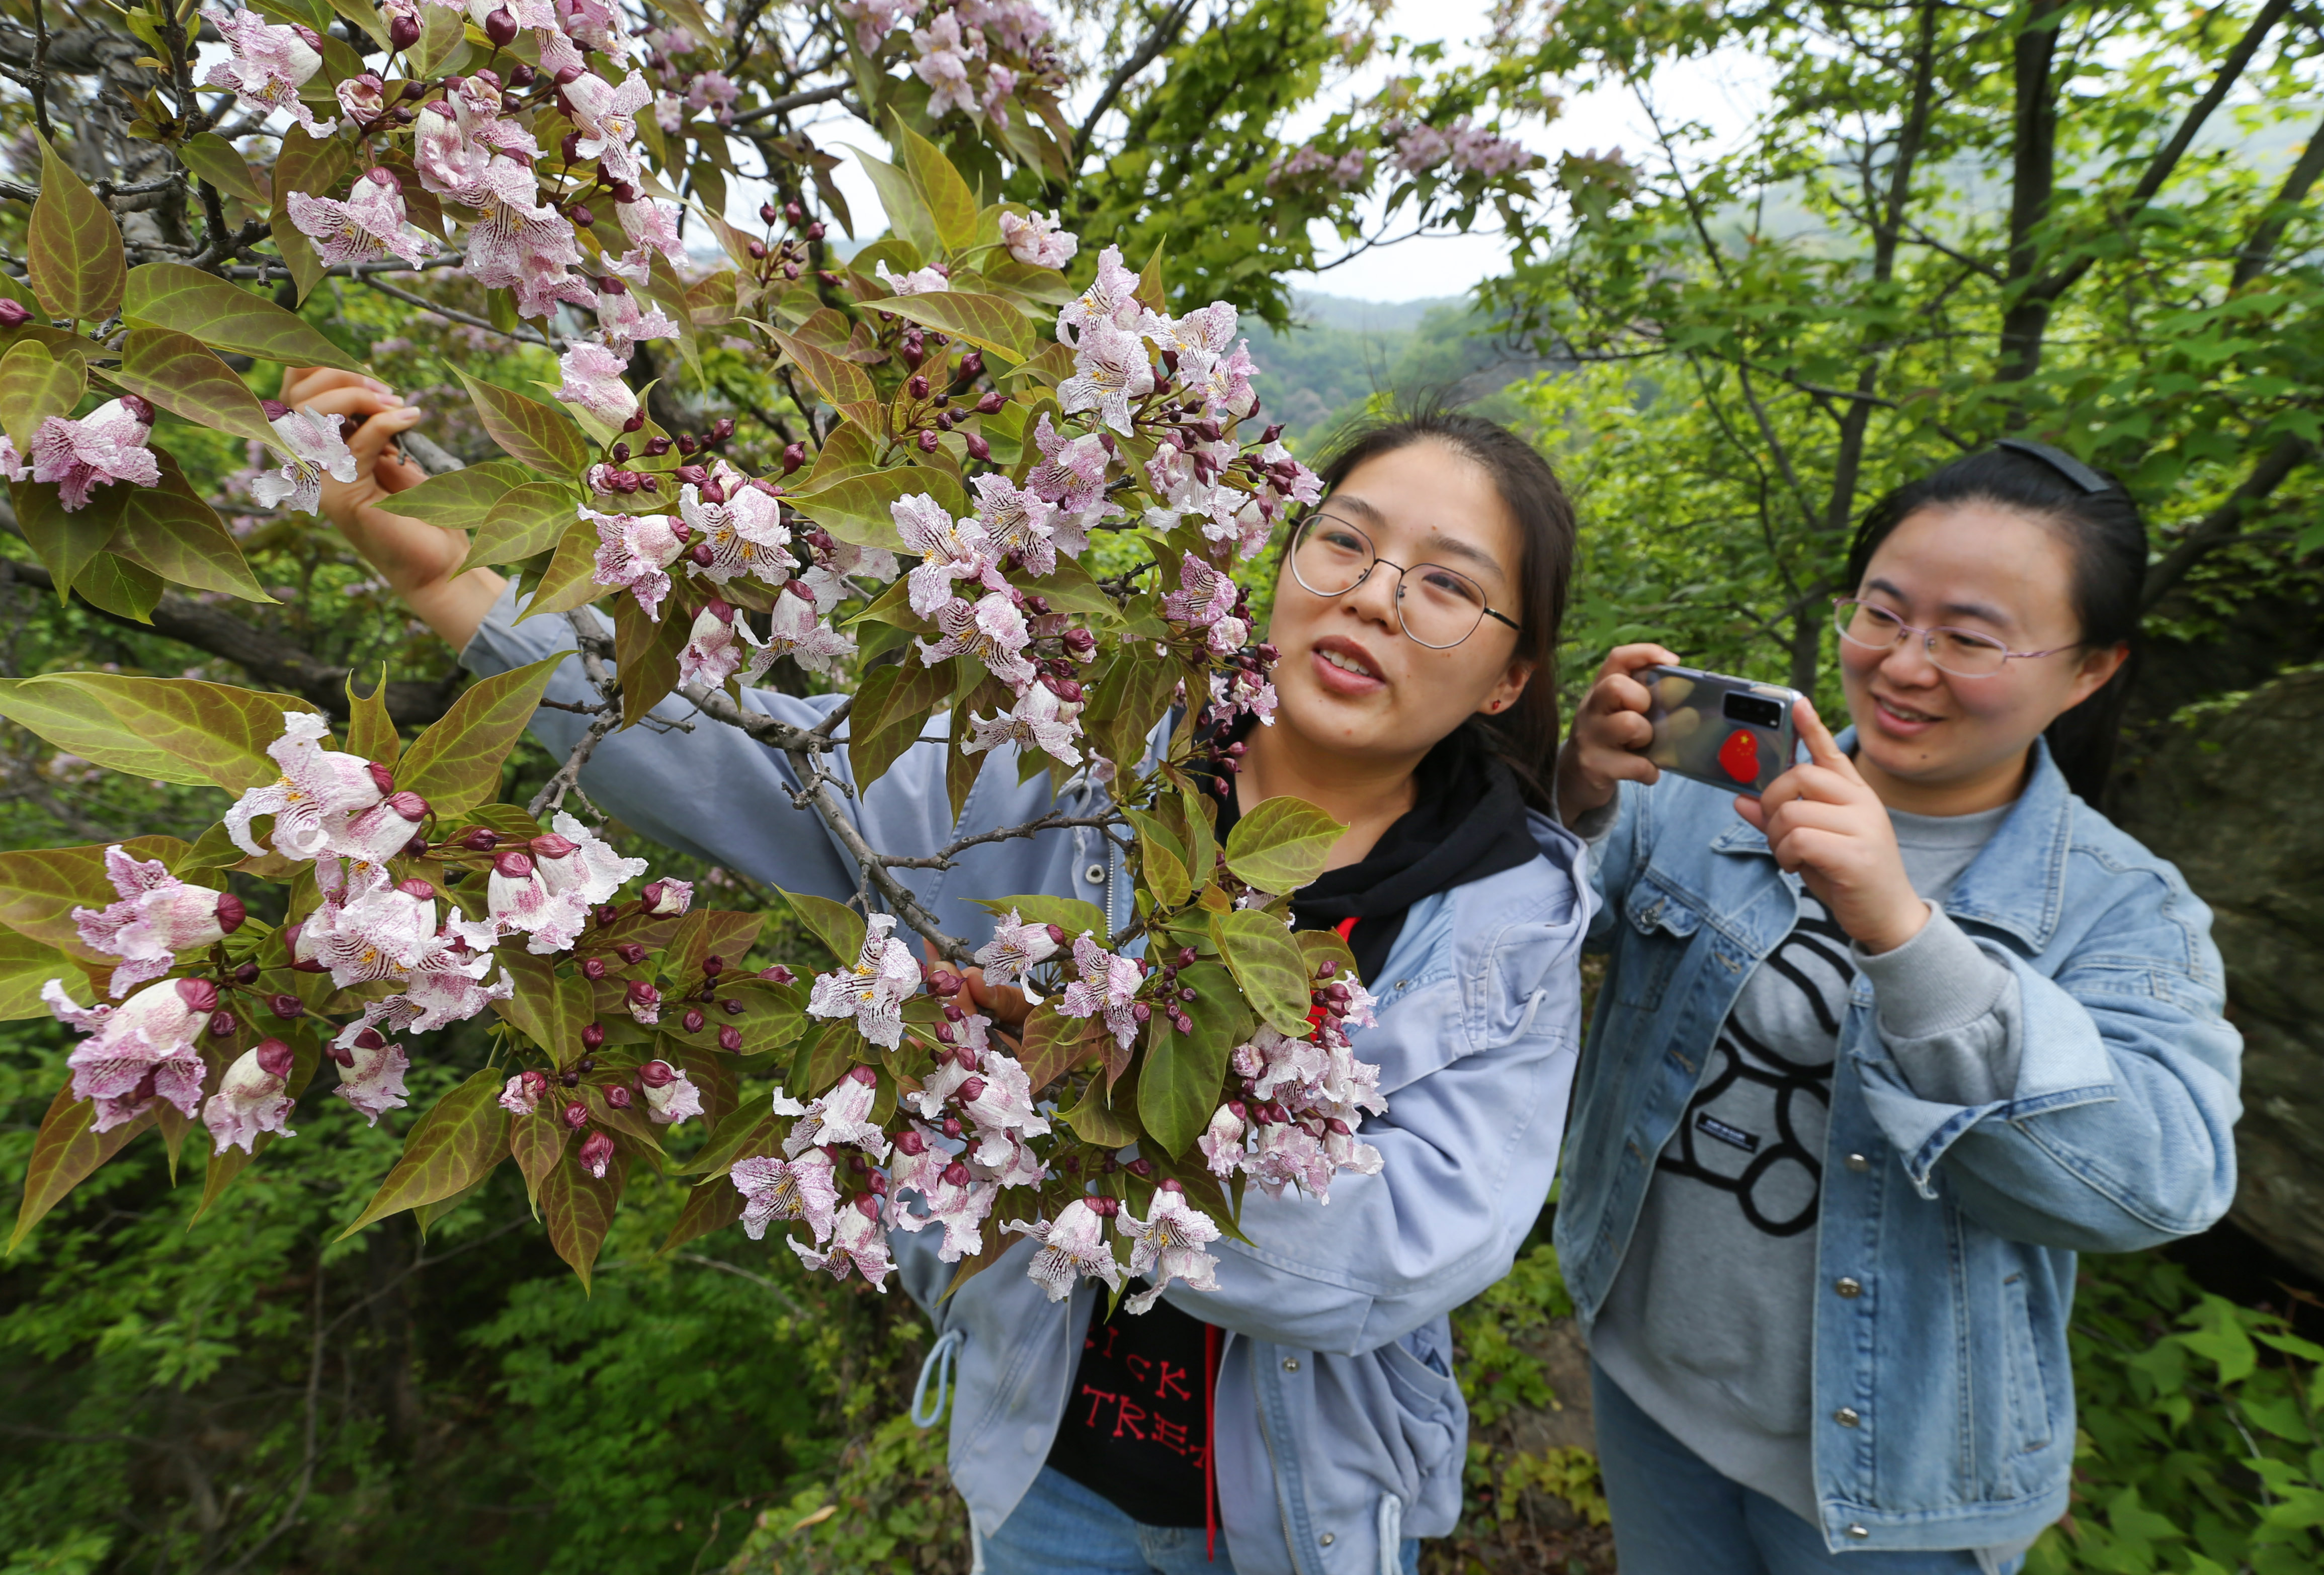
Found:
[615,942,647,965]
[606,1083,633,1109]
[167,976,217,1012]
[388,10,421,49]
[963,431,990,463]
[254,1037,295,1079]
[942,1161,973,1188]
[1063,628,1097,656]
[1131,1002,1152,1022]
[853,1192,883,1219]
[205,890,247,936]
[682,1008,705,1033]
[0,298,29,328]
[746,238,768,259]
[626,980,659,1007]
[1158,1177,1184,1193]
[530,834,577,861]
[117,393,156,426]
[942,1117,963,1138]
[784,201,805,225]
[644,434,673,457]
[1127,1158,1154,1177]
[848,1064,878,1086]
[481,5,519,45]
[493,850,535,879]
[926,969,960,996]
[806,221,826,241]
[208,1008,238,1037]
[1045,924,1067,945]
[578,1131,617,1174]
[507,61,536,85]
[461,826,500,851]
[710,417,735,442]
[355,1027,386,1051]
[582,957,607,981]
[555,64,583,85]
[269,993,305,1019]
[759,202,781,225]
[956,1075,987,1104]
[916,429,940,454]
[581,1023,606,1049]
[561,1097,591,1130]
[233,960,260,985]
[941,1001,965,1023]
[622,409,647,432]
[934,1021,954,1044]
[761,965,795,984]
[896,1128,928,1156]
[561,1069,580,1086]
[718,1024,741,1051]
[906,373,930,401]
[569,203,596,227]
[674,432,699,456]
[610,441,631,464]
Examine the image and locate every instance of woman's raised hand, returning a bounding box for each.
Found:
[279,366,505,650]
[1736,700,1929,954]
[1554,642,1679,825]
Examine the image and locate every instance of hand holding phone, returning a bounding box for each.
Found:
[1641,665,1804,799]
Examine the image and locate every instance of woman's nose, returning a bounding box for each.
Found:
[1877,633,1943,687]
[1344,562,1401,628]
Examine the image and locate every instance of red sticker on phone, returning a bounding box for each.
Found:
[1718,729,1760,783]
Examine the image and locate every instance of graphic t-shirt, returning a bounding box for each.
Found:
[1046,721,1542,1527]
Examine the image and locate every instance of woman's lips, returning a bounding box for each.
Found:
[1871,692,1941,737]
[1309,638,1386,696]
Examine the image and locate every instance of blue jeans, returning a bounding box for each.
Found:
[1593,1363,2026,1575]
[981,1466,1422,1575]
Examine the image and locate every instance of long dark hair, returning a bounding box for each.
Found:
[1297,407,1578,811]
[1844,442,2145,804]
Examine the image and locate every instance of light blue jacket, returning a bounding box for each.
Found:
[1555,735,2242,1553]
[463,588,1597,1575]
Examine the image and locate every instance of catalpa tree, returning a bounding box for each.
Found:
[0,0,1547,1301]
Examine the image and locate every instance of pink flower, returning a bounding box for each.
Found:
[966,682,1082,767]
[971,910,1059,998]
[732,1148,840,1242]
[224,712,385,859]
[1121,1185,1221,1312]
[203,1039,297,1155]
[336,73,387,126]
[1162,552,1245,657]
[969,473,1056,573]
[555,0,629,54]
[327,1023,408,1124]
[287,168,437,268]
[997,208,1076,269]
[564,69,652,182]
[637,1059,702,1125]
[756,589,857,677]
[534,812,646,919]
[500,1069,547,1115]
[587,506,690,621]
[776,1067,891,1156]
[1006,1199,1122,1300]
[640,877,692,915]
[1210,663,1278,728]
[874,259,950,296]
[890,1163,995,1260]
[836,0,918,51]
[681,470,794,586]
[613,195,685,279]
[1392,123,1453,174]
[295,877,437,986]
[790,1193,893,1289]
[914,1046,1051,1147]
[1059,319,1155,435]
[1024,414,1111,555]
[595,289,678,357]
[1059,933,1142,1053]
[1448,118,1530,177]
[892,492,999,618]
[577,1129,617,1179]
[1056,244,1144,344]
[980,63,1018,125]
[916,591,1035,688]
[468,191,597,322]
[72,846,244,997]
[46,976,213,1131]
[678,599,755,688]
[200,6,336,137]
[555,342,640,430]
[686,70,740,113]
[31,397,160,512]
[807,917,921,1050]
[252,402,358,515]
[335,789,431,866]
[911,13,977,118]
[1199,1103,1247,1178]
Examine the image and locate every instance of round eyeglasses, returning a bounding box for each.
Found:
[1287,511,1521,650]
[1832,597,2077,679]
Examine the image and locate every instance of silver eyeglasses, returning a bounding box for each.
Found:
[1288,511,1521,650]
[1832,597,2077,679]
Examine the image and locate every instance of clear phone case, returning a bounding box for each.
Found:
[1642,665,1803,799]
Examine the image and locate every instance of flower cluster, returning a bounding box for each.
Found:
[1199,958,1385,1204]
[0,396,162,512]
[1389,116,1533,178]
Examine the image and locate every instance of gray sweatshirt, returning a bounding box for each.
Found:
[1590,804,2021,1524]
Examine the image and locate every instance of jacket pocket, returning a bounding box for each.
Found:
[2001,1273,2053,1456]
[1378,1336,1463,1491]
[1614,883,1701,1012]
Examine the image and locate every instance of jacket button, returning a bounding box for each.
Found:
[1318,1533,1334,1546]
[1283,1357,1300,1372]
[1845,1153,1869,1173]
[1083,863,1105,885]
[1846,1525,1871,1540]
[1835,1407,1861,1428]
[1835,1276,1864,1298]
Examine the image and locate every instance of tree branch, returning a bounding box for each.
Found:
[1070,0,1200,170]
[2232,101,2324,290]
[2142,432,2311,606]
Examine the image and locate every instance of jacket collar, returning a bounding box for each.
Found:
[1710,727,2071,951]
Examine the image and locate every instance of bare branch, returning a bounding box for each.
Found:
[2142,432,2311,606]
[2232,102,2324,290]
[1070,0,1200,170]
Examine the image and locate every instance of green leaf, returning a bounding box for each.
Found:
[780,888,867,965]
[175,133,263,204]
[843,144,938,257]
[517,514,608,621]
[344,666,399,766]
[0,674,312,790]
[1016,1002,1100,1097]
[847,656,953,790]
[1224,797,1344,894]
[8,1083,157,1254]
[1209,909,1314,1034]
[108,469,273,603]
[613,590,688,726]
[540,1145,624,1290]
[895,122,980,252]
[0,926,72,1020]
[8,475,116,600]
[0,836,190,959]
[0,338,84,452]
[69,552,163,623]
[452,367,591,476]
[762,324,880,421]
[862,292,1031,364]
[1295,928,1359,989]
[670,1100,777,1179]
[1058,1073,1141,1149]
[459,481,578,574]
[491,948,593,1064]
[1125,807,1191,909]
[1018,555,1120,625]
[110,326,279,450]
[269,126,351,305]
[395,654,564,812]
[323,0,393,48]
[971,893,1107,942]
[339,1068,512,1238]
[27,133,125,324]
[788,463,967,551]
[1139,962,1244,1158]
[409,0,470,75]
[510,1109,570,1215]
[386,458,530,535]
[122,263,363,373]
[658,1173,746,1254]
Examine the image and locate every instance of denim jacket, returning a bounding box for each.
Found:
[462,587,1597,1575]
[1554,734,2242,1553]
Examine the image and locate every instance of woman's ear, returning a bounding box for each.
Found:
[2064,642,2129,709]
[1478,657,1536,717]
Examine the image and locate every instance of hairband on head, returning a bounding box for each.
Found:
[1995,438,2111,495]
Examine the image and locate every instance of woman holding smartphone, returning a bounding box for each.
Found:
[1551,441,2243,1574]
[286,366,1595,1575]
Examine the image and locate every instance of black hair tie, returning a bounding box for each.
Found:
[1995,438,2111,495]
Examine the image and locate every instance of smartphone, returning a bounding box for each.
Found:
[1641,665,1803,798]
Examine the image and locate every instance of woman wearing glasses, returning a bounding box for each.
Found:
[296,371,1594,1575]
[1552,443,2242,1575]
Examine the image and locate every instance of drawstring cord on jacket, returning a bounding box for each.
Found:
[911,1328,965,1428]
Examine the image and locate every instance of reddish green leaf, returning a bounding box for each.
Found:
[780,889,867,965]
[408,0,468,75]
[0,836,191,960]
[658,1174,745,1255]
[1224,797,1344,894]
[895,122,980,253]
[847,656,954,790]
[581,1082,666,1155]
[0,926,73,1020]
[344,665,399,766]
[8,1083,157,1253]
[539,1145,625,1289]
[1138,962,1244,1157]
[841,145,938,258]
[27,134,124,324]
[511,1109,570,1214]
[666,908,767,984]
[863,291,1031,364]
[383,459,530,535]
[669,1100,778,1178]
[110,327,278,450]
[1017,1003,1100,1098]
[175,132,262,204]
[516,514,606,621]
[458,481,579,575]
[762,324,879,419]
[122,263,363,373]
[0,338,85,453]
[340,1068,512,1238]
[108,467,272,603]
[0,674,312,791]
[452,367,591,476]
[1209,911,1311,1036]
[788,463,967,552]
[68,552,164,623]
[614,590,688,728]
[1057,1073,1140,1148]
[269,126,351,305]
[395,653,564,812]
[1295,929,1360,989]
[8,476,117,601]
